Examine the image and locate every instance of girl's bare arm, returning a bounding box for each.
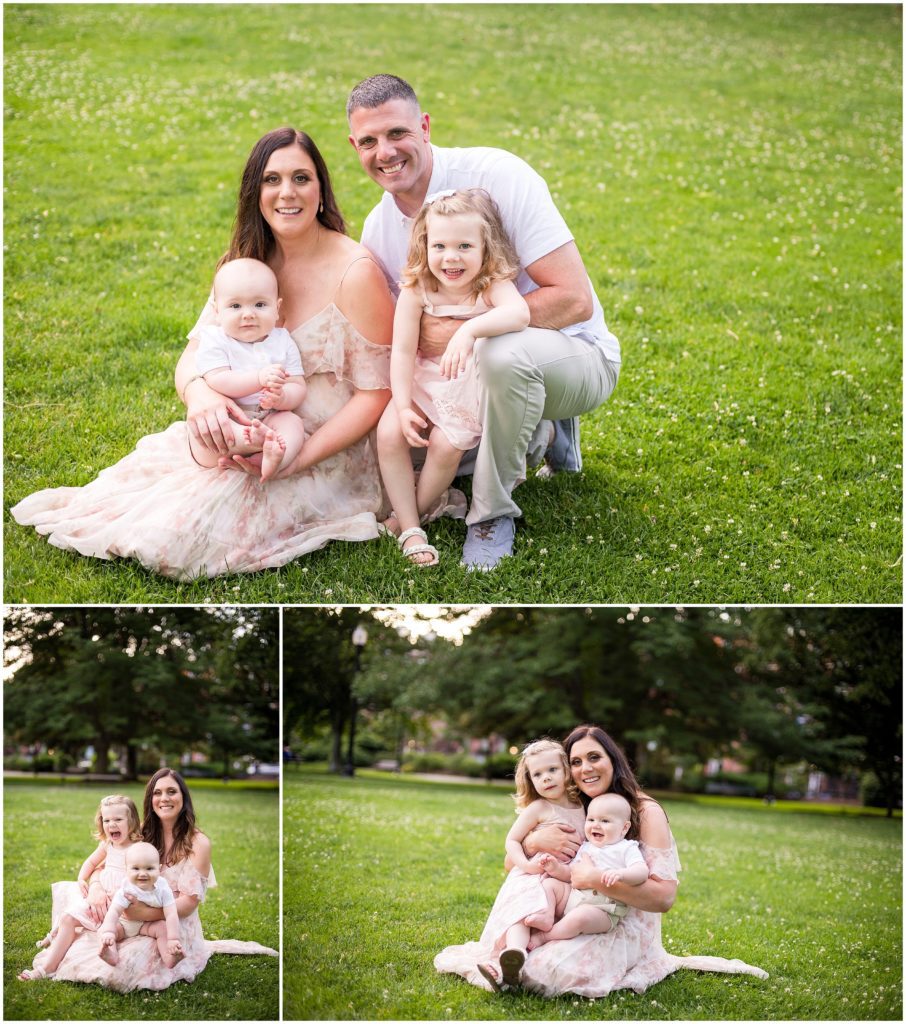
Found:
[504,801,548,871]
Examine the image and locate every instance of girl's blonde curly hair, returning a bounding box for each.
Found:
[512,738,580,810]
[400,188,521,297]
[92,794,142,843]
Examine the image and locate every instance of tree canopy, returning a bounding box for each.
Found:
[283,606,902,812]
[4,607,278,776]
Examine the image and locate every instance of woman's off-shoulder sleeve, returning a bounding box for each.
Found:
[640,835,681,882]
[300,306,391,390]
[167,859,211,902]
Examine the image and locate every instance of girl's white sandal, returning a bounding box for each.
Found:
[18,966,52,981]
[397,526,439,567]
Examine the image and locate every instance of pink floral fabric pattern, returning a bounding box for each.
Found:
[11,301,392,579]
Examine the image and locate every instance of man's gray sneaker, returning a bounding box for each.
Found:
[461,515,515,571]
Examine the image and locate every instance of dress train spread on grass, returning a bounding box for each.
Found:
[11,302,393,580]
[435,830,768,998]
[30,861,275,992]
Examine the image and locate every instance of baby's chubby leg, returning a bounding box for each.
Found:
[140,920,183,968]
[259,411,306,481]
[98,922,126,966]
[524,875,570,931]
[529,904,613,948]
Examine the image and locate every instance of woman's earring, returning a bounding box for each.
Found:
[319,200,324,214]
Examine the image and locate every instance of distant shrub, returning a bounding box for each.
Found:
[400,751,516,780]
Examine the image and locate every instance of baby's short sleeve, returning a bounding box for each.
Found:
[109,886,130,913]
[273,327,304,378]
[195,325,232,375]
[157,877,176,907]
[622,838,647,869]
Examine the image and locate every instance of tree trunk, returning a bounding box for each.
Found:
[766,759,776,798]
[125,744,138,781]
[329,712,344,773]
[95,736,110,774]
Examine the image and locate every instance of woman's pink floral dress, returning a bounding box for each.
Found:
[435,831,767,997]
[30,858,275,992]
[12,295,394,579]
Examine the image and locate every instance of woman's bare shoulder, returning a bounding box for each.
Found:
[637,795,672,846]
[335,242,386,285]
[185,830,212,876]
[334,243,394,346]
[191,830,212,855]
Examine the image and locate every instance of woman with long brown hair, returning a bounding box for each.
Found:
[437,724,768,997]
[26,768,275,991]
[13,127,397,579]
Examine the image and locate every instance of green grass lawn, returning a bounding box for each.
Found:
[283,770,902,1020]
[3,3,901,604]
[3,781,279,1021]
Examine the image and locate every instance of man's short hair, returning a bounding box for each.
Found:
[346,74,419,120]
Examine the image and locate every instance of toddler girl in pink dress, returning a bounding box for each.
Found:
[469,738,587,991]
[19,794,141,980]
[376,188,529,566]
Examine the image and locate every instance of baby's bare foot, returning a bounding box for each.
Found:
[526,930,550,951]
[98,943,119,966]
[244,419,268,448]
[260,429,286,481]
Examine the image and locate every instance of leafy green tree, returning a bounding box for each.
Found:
[781,608,902,814]
[4,607,278,776]
[283,607,371,773]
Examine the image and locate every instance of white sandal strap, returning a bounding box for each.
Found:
[397,526,428,547]
[402,544,437,558]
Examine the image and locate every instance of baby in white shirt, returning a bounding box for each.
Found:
[191,257,307,480]
[530,793,648,946]
[98,841,183,968]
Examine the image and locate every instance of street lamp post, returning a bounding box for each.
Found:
[343,624,369,777]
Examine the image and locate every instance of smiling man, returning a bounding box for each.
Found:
[347,74,620,570]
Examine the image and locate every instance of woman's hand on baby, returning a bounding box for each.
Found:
[222,443,307,480]
[86,883,110,924]
[187,392,253,454]
[569,853,605,890]
[399,407,429,448]
[440,329,476,379]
